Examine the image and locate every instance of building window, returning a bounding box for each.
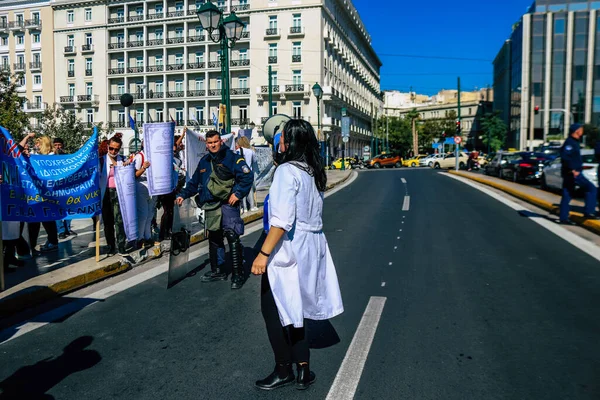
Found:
[118,83,125,94]
[195,78,204,90]
[554,18,565,35]
[68,83,75,96]
[271,104,278,115]
[239,105,247,121]
[239,76,248,89]
[34,75,41,85]
[175,54,183,65]
[269,43,277,58]
[155,4,163,13]
[136,56,143,67]
[155,29,163,40]
[67,10,74,23]
[85,8,92,21]
[269,16,277,29]
[216,78,222,90]
[239,49,248,60]
[67,35,74,47]
[195,0,203,10]
[85,33,93,45]
[16,35,24,45]
[1,36,7,46]
[156,108,164,122]
[196,107,204,122]
[32,33,40,44]
[195,51,204,63]
[195,26,203,36]
[87,109,94,123]
[293,102,302,119]
[34,95,42,104]
[136,31,143,41]
[176,2,183,11]
[292,70,302,85]
[32,53,40,63]
[156,55,163,66]
[292,14,301,27]
[31,12,40,23]
[68,59,75,71]
[86,58,93,70]
[118,110,125,124]
[156,81,163,93]
[271,71,278,86]
[175,80,183,92]
[175,108,184,123]
[175,28,183,38]
[86,82,93,95]
[117,9,124,19]
[117,58,124,69]
[1,56,8,68]
[136,6,143,16]
[117,33,124,44]
[136,109,144,123]
[18,75,25,86]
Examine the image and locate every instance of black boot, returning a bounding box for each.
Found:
[296,363,316,390]
[227,232,246,290]
[201,240,227,283]
[255,363,295,390]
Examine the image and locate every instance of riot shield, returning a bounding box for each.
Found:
[167,198,200,288]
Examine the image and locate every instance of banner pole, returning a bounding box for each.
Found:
[0,222,4,292]
[94,126,101,262]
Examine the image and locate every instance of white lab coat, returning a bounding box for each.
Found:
[267,162,344,328]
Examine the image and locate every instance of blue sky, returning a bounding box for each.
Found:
[352,0,533,95]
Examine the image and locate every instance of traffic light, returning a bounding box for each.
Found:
[456,120,461,135]
[534,105,540,115]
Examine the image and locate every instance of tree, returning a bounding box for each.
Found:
[584,124,600,149]
[38,104,87,154]
[0,70,30,140]
[481,112,508,152]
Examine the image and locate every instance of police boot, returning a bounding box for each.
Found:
[226,231,246,290]
[255,363,295,391]
[201,240,228,283]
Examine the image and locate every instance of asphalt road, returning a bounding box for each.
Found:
[1,169,599,399]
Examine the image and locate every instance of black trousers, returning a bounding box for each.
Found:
[260,273,309,364]
[102,189,126,250]
[27,221,58,248]
[159,192,176,241]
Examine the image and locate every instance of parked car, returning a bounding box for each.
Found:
[499,152,552,183]
[432,152,470,169]
[541,149,598,190]
[368,153,403,169]
[403,155,427,167]
[484,152,519,177]
[421,154,444,167]
[330,157,354,170]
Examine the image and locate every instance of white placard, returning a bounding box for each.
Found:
[114,164,138,242]
[185,128,208,181]
[144,122,176,196]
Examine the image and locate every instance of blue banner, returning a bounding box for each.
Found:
[0,127,101,222]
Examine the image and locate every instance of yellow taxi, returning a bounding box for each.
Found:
[402,155,427,167]
[330,157,354,169]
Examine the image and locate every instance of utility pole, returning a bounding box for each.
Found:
[412,117,417,157]
[268,65,273,117]
[386,114,389,153]
[528,95,535,151]
[456,77,461,171]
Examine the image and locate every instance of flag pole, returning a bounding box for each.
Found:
[94,126,100,262]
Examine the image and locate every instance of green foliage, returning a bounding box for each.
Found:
[38,105,87,154]
[0,70,30,140]
[481,112,508,152]
[583,124,600,149]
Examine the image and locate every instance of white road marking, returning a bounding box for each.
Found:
[445,174,600,262]
[326,296,387,400]
[402,195,410,211]
[401,178,407,184]
[388,262,392,266]
[381,282,386,287]
[394,246,397,250]
[397,236,400,239]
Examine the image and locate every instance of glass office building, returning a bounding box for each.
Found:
[493,1,600,149]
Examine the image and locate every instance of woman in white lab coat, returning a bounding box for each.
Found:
[251,119,343,391]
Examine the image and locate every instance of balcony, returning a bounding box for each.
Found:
[261,85,279,93]
[261,117,269,124]
[292,55,301,63]
[24,101,47,112]
[232,3,250,12]
[208,89,221,97]
[187,62,205,70]
[147,12,164,20]
[147,39,164,46]
[64,46,76,54]
[230,59,250,67]
[127,66,144,73]
[0,65,10,72]
[82,44,94,53]
[268,56,277,64]
[289,26,304,36]
[25,19,42,29]
[29,62,42,71]
[127,40,144,48]
[147,65,164,72]
[285,84,305,92]
[240,31,250,40]
[108,94,121,101]
[231,118,250,126]
[127,15,144,22]
[110,121,128,128]
[77,94,99,106]
[208,61,221,68]
[9,21,25,31]
[13,63,25,71]
[0,22,8,32]
[60,96,74,103]
[147,91,164,99]
[230,88,250,96]
[166,63,184,71]
[187,90,205,97]
[166,37,185,45]
[85,69,93,76]
[265,28,280,38]
[187,35,204,43]
[68,70,75,77]
[167,10,185,18]
[108,42,125,50]
[108,16,125,24]
[167,91,185,98]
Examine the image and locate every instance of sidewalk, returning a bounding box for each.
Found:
[448,170,600,235]
[0,169,353,318]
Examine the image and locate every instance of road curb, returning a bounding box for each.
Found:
[0,171,353,319]
[449,171,600,236]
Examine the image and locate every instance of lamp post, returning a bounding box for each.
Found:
[197,2,244,135]
[312,82,325,164]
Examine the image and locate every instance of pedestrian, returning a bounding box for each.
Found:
[100,133,130,255]
[251,119,344,391]
[175,130,253,289]
[158,134,186,241]
[0,174,24,270]
[235,136,258,214]
[133,143,157,248]
[558,124,598,224]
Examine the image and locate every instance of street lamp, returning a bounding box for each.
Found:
[312,82,325,164]
[197,3,244,135]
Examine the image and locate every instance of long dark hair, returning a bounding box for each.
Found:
[280,119,327,192]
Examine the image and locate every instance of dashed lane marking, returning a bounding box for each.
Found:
[402,195,410,211]
[401,178,407,183]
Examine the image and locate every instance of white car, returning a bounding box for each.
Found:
[422,154,444,167]
[432,152,470,169]
[541,149,598,190]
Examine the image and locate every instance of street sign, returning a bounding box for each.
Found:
[342,136,349,143]
[454,136,462,145]
[341,107,347,117]
[341,116,350,137]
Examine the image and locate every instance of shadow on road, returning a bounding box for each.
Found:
[0,336,101,399]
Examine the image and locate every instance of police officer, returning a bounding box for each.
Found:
[176,130,254,289]
[595,136,600,211]
[558,124,598,224]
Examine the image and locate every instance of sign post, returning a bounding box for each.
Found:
[454,136,462,171]
[341,116,350,171]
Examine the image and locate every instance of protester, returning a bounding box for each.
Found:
[27,135,59,253]
[53,137,65,154]
[251,119,344,391]
[158,134,185,241]
[175,130,253,289]
[18,131,35,157]
[235,136,258,213]
[101,133,130,255]
[133,143,157,248]
[558,124,598,224]
[0,174,24,270]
